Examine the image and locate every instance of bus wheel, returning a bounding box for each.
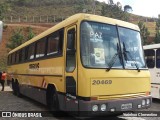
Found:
[15,80,22,97]
[47,86,60,115]
[11,79,16,95]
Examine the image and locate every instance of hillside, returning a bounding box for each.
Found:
[0,23,51,71]
[0,0,157,70]
[1,0,156,37]
[2,0,101,18]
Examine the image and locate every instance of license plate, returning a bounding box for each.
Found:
[121,103,132,110]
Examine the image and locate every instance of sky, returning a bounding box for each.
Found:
[97,0,160,18]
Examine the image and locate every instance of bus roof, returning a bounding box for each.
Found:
[8,13,140,54]
[143,44,160,50]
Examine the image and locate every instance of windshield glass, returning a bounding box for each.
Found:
[80,21,123,68]
[118,27,146,68]
[80,21,146,69]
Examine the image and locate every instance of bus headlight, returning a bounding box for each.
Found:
[92,105,98,112]
[146,99,150,105]
[142,100,146,106]
[100,104,106,111]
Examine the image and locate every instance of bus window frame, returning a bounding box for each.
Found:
[7,28,64,66]
[80,20,147,70]
[144,49,155,69]
[156,49,160,68]
[66,27,76,73]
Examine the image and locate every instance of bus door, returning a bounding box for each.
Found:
[65,25,78,112]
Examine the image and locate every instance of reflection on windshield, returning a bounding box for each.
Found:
[80,21,146,69]
[118,27,145,69]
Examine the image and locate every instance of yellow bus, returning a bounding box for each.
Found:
[7,13,151,116]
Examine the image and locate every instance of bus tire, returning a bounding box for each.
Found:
[15,80,22,97]
[47,85,60,115]
[11,79,16,95]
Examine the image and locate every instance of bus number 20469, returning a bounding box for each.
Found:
[92,80,112,85]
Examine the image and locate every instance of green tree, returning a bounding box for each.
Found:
[74,0,85,13]
[138,21,150,45]
[154,16,160,44]
[0,54,7,71]
[0,3,9,20]
[6,28,24,50]
[7,27,36,50]
[26,27,35,40]
[101,3,129,21]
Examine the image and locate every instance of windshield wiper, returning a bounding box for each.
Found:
[123,42,140,72]
[106,44,122,71]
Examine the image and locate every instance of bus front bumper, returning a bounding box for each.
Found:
[78,96,152,116]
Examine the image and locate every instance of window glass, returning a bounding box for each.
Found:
[25,47,28,60]
[156,49,160,68]
[36,39,46,58]
[81,21,122,68]
[47,32,59,55]
[118,27,146,68]
[11,53,15,64]
[59,30,64,53]
[15,51,19,63]
[144,49,155,68]
[66,28,76,72]
[19,50,22,62]
[8,55,11,65]
[28,44,35,60]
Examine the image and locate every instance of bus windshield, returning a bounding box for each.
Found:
[80,21,146,69]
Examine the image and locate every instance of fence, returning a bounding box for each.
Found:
[2,15,158,23]
[3,16,69,23]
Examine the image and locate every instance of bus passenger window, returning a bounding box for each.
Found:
[144,49,155,68]
[47,32,59,56]
[15,51,19,63]
[19,50,22,62]
[156,49,160,68]
[28,44,35,60]
[36,39,45,58]
[11,53,15,64]
[8,55,11,65]
[25,47,28,61]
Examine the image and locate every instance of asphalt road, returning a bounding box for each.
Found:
[0,87,160,120]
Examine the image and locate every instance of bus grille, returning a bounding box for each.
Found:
[97,93,146,100]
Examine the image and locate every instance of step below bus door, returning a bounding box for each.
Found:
[65,25,78,112]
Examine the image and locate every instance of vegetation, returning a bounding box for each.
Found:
[26,27,35,40]
[0,0,157,71]
[154,16,160,43]
[6,27,35,50]
[138,21,150,45]
[101,3,129,21]
[0,2,9,20]
[0,54,7,71]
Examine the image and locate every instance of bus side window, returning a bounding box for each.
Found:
[144,49,155,68]
[11,53,15,64]
[25,47,28,61]
[8,55,11,65]
[156,49,160,68]
[66,28,76,72]
[28,44,35,60]
[15,51,19,63]
[36,39,46,58]
[47,32,59,56]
